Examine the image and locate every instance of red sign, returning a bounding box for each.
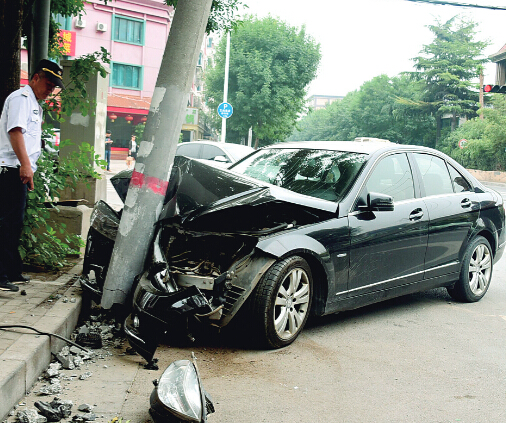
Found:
[59,30,76,57]
[459,139,467,149]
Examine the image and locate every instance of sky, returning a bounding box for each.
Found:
[238,0,506,97]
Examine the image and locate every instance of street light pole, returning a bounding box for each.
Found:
[220,31,230,143]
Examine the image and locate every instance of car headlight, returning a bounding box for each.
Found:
[150,359,203,422]
[89,200,120,240]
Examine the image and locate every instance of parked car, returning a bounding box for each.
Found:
[81,140,505,363]
[176,140,254,166]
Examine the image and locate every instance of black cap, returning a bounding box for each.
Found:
[33,59,65,89]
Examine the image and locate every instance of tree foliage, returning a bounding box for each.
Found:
[205,15,320,147]
[438,95,506,171]
[290,16,488,149]
[289,74,436,145]
[410,16,489,140]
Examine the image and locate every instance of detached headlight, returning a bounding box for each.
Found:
[150,357,213,423]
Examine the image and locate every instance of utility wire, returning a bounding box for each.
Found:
[405,0,506,10]
[0,325,91,354]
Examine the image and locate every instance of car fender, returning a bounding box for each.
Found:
[256,233,334,281]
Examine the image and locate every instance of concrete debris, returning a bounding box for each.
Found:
[45,364,61,379]
[15,408,47,423]
[8,309,128,423]
[71,413,96,422]
[78,372,92,381]
[37,380,62,396]
[76,404,92,413]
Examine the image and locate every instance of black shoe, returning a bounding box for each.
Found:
[0,280,20,292]
[8,274,30,282]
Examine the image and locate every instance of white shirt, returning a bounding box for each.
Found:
[0,86,42,171]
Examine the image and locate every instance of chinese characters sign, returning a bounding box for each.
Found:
[59,30,76,57]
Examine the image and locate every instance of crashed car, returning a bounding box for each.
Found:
[81,141,505,363]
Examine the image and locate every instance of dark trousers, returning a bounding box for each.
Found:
[105,149,111,170]
[0,167,27,281]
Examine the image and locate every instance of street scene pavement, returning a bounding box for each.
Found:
[1,163,506,422]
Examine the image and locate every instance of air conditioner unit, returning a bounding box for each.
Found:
[75,18,86,28]
[97,22,107,32]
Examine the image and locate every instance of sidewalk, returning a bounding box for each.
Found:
[0,263,84,421]
[0,160,131,422]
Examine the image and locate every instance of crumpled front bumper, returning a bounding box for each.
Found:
[124,274,213,363]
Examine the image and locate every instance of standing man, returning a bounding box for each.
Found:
[0,59,64,292]
[105,130,113,171]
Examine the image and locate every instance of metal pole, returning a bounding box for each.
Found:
[220,31,231,143]
[101,0,213,309]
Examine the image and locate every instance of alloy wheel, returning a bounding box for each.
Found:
[273,267,311,340]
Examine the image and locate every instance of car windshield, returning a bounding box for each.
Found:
[230,147,368,202]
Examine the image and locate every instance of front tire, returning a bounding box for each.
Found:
[251,256,312,348]
[447,236,493,302]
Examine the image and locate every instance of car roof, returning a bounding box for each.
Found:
[261,141,437,156]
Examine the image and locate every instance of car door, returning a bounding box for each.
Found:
[412,153,480,279]
[347,152,429,297]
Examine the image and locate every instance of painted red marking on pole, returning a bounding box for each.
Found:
[130,170,145,188]
[129,170,168,196]
[146,176,169,195]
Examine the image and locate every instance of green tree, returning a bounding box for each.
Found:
[205,15,320,147]
[289,74,435,145]
[438,94,506,171]
[410,16,489,144]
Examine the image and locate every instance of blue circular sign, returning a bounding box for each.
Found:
[217,102,233,119]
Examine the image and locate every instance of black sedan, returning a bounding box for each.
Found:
[115,141,505,361]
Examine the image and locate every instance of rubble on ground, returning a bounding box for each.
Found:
[5,309,130,423]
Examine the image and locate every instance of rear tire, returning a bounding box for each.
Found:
[447,236,493,302]
[250,256,312,348]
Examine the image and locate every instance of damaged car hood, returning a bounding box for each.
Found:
[112,156,338,232]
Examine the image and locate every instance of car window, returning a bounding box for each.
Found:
[231,148,367,202]
[177,143,201,158]
[364,153,415,202]
[201,144,230,162]
[448,164,472,193]
[413,153,453,196]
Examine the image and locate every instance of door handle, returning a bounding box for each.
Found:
[409,208,424,221]
[461,198,472,208]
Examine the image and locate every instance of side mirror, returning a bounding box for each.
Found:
[359,192,394,212]
[213,155,228,163]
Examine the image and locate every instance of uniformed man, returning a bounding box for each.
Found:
[0,59,64,292]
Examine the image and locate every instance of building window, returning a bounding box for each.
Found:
[207,37,213,48]
[113,15,144,45]
[111,63,143,90]
[54,14,71,30]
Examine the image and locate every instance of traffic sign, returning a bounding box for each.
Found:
[459,139,467,149]
[218,102,233,119]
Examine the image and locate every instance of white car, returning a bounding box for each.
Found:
[176,140,254,166]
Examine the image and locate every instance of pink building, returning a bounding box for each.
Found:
[21,0,215,147]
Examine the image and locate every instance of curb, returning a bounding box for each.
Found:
[0,263,83,421]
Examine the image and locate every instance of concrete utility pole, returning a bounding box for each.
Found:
[101,0,213,309]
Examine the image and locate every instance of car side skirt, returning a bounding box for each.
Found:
[324,271,458,315]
